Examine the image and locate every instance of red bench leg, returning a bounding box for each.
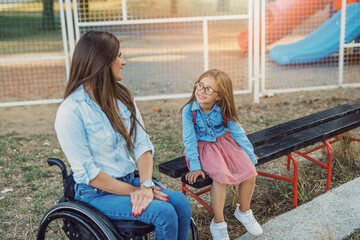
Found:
[294,133,359,191]
[257,153,299,208]
[295,139,333,191]
[182,182,214,213]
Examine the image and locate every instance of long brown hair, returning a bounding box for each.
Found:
[64,30,143,150]
[181,69,240,123]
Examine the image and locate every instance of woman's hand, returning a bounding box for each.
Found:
[185,170,205,184]
[130,187,153,217]
[153,187,169,202]
[131,186,170,217]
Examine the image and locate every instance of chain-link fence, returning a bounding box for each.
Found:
[74,0,251,99]
[1,0,359,106]
[0,0,68,105]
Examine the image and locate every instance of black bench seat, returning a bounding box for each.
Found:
[158,103,360,207]
[248,102,360,147]
[254,111,360,164]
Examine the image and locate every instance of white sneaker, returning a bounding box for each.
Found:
[210,218,230,240]
[234,203,263,236]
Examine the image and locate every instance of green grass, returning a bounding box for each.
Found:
[0,132,63,238]
[0,123,359,239]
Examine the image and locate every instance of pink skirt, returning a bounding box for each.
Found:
[198,131,258,185]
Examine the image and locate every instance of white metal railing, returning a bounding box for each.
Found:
[0,0,69,108]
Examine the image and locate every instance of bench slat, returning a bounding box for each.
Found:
[158,156,187,178]
[256,111,360,164]
[248,103,360,147]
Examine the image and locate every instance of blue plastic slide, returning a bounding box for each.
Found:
[269,2,360,65]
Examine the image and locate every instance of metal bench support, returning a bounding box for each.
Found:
[295,139,333,191]
[257,153,299,208]
[182,183,213,213]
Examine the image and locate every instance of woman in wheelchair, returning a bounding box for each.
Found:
[53,30,192,240]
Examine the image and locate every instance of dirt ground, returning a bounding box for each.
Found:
[1,87,360,239]
[1,87,359,136]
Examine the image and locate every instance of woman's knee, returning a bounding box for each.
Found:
[165,190,192,216]
[149,200,178,220]
[146,201,179,240]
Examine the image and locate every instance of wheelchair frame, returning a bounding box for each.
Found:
[37,158,199,240]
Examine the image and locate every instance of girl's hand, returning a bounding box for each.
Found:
[130,187,153,217]
[153,187,170,202]
[185,170,205,184]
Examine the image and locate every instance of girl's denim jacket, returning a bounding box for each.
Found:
[182,101,257,172]
[55,85,154,185]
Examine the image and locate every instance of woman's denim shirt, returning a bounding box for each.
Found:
[55,85,154,184]
[182,101,257,172]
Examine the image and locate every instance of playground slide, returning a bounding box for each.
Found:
[237,0,331,53]
[269,2,360,65]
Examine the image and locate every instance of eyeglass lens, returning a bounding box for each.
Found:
[195,82,215,95]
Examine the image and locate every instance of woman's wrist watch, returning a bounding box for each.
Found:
[140,179,155,190]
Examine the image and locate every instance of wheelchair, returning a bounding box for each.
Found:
[37,158,199,240]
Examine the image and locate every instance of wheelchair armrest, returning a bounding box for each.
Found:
[47,158,68,180]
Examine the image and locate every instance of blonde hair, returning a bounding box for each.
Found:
[181,69,239,124]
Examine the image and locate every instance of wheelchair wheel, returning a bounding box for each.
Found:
[37,202,120,240]
[189,217,199,240]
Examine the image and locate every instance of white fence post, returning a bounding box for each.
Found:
[73,0,81,41]
[203,19,209,72]
[122,0,128,21]
[260,0,266,95]
[253,0,260,104]
[248,0,253,95]
[338,0,347,87]
[64,0,76,58]
[59,0,70,80]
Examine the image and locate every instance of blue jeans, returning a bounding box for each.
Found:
[74,173,192,240]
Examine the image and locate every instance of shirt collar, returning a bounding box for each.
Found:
[72,85,92,103]
[191,101,221,113]
[71,85,126,115]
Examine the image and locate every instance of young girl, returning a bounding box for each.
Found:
[181,69,263,239]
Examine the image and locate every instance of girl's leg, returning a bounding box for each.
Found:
[210,181,230,240]
[235,176,263,236]
[210,181,227,223]
[238,176,256,212]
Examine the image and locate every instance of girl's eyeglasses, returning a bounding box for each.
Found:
[194,82,219,96]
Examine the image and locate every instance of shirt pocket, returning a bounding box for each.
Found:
[195,125,207,137]
[85,121,108,146]
[213,123,224,134]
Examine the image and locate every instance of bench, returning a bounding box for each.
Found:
[159,103,360,212]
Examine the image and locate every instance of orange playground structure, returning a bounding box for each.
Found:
[237,0,357,53]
